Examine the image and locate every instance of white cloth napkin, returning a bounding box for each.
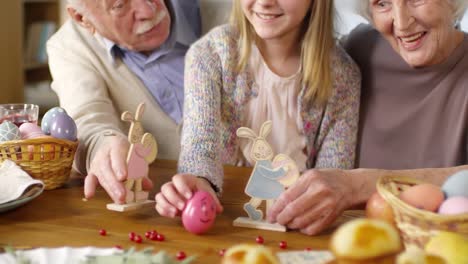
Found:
[0,159,44,204]
[0,247,120,264]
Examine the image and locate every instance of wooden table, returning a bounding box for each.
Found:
[0,160,362,263]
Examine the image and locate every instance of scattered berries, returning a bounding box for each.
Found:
[255,236,264,244]
[99,229,107,236]
[279,241,287,249]
[128,232,136,241]
[156,233,165,241]
[176,251,186,260]
[134,235,143,243]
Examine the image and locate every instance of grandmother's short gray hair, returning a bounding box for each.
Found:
[356,0,467,24]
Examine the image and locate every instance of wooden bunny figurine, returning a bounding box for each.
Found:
[107,103,158,212]
[233,120,299,231]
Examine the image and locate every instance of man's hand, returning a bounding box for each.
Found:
[155,174,223,218]
[84,135,153,204]
[267,169,352,235]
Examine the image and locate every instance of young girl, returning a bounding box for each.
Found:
[155,0,360,231]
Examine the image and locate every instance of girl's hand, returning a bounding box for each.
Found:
[267,169,353,235]
[155,174,223,218]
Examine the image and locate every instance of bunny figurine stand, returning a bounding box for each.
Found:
[233,121,299,232]
[107,103,158,212]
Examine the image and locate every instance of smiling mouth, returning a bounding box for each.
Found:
[254,12,282,20]
[200,218,212,223]
[399,32,427,44]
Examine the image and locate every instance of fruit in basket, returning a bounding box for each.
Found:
[221,244,279,264]
[441,170,468,198]
[399,184,444,212]
[50,113,77,141]
[330,219,401,263]
[41,106,67,135]
[366,192,395,225]
[425,231,468,264]
[0,121,21,142]
[438,196,468,215]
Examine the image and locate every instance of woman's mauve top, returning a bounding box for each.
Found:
[345,24,468,169]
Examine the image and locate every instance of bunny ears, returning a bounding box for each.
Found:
[236,120,272,141]
[121,103,145,123]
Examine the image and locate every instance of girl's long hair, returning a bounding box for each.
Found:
[230,0,335,105]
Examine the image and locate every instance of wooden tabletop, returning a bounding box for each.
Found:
[0,160,363,263]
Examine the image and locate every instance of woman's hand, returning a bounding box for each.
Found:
[155,174,223,218]
[84,135,153,204]
[267,169,353,235]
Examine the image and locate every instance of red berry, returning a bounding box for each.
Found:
[279,241,287,249]
[255,236,264,244]
[114,245,122,249]
[176,251,186,260]
[305,247,312,251]
[218,249,226,257]
[151,230,158,234]
[99,229,107,236]
[149,232,158,241]
[145,231,151,238]
[134,235,143,243]
[128,232,136,241]
[156,233,165,241]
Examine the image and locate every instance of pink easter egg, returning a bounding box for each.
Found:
[438,196,468,215]
[182,191,217,235]
[19,122,44,139]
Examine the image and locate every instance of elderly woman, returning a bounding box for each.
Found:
[267,0,468,235]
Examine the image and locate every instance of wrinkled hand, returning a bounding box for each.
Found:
[267,169,352,235]
[155,174,223,218]
[84,135,153,204]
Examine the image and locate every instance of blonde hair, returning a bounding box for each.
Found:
[230,0,336,105]
[357,0,467,24]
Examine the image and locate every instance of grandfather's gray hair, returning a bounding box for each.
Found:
[356,0,467,24]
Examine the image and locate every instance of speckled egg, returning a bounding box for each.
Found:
[442,170,468,198]
[41,107,67,135]
[19,122,44,139]
[0,121,21,142]
[50,113,77,141]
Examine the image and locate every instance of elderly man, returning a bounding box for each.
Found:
[267,0,468,235]
[47,0,200,204]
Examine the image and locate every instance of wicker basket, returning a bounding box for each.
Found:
[0,137,78,190]
[377,175,468,249]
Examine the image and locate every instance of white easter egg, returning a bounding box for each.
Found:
[0,121,21,142]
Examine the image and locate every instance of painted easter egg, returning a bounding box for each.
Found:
[19,122,44,139]
[0,121,21,142]
[50,114,77,141]
[182,191,217,235]
[442,170,468,198]
[41,107,67,135]
[438,196,468,215]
